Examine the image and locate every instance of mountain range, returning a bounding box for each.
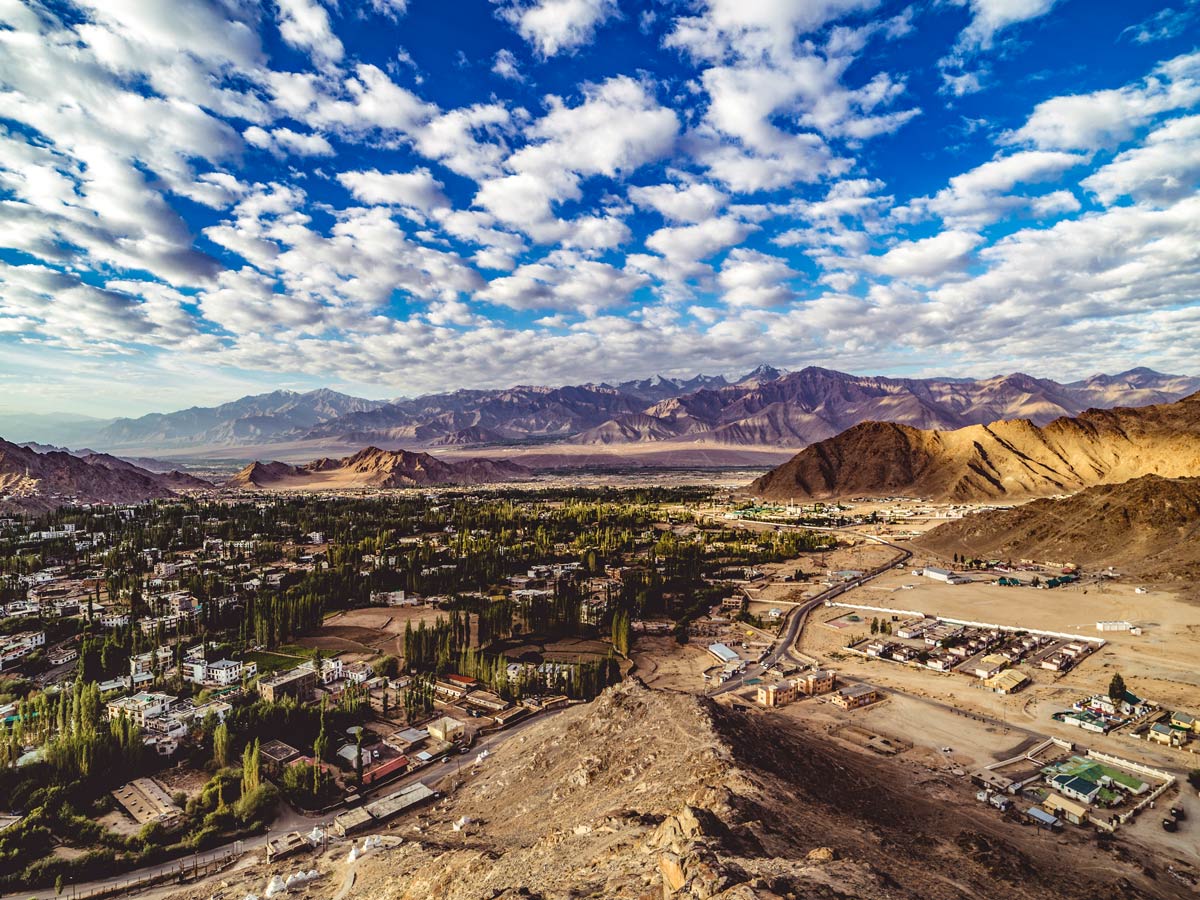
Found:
[746,391,1200,502]
[0,439,212,513]
[6,366,1199,457]
[228,446,531,490]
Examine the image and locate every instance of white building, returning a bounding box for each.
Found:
[106,692,177,727]
[182,658,256,686]
[0,631,46,669]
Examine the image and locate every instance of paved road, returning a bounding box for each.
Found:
[4,706,566,900]
[706,518,912,696]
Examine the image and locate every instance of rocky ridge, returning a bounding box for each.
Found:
[746,392,1200,502]
[917,474,1200,578]
[228,446,531,489]
[292,682,1174,900]
[0,438,211,512]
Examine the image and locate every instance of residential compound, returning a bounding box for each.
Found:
[756,669,837,708]
[835,604,1103,690]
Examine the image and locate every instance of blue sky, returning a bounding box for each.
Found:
[1,0,1199,416]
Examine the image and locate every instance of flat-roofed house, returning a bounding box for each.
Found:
[756,681,796,708]
[427,716,465,743]
[830,684,878,710]
[1042,793,1088,825]
[106,692,176,727]
[1148,723,1186,747]
[795,669,836,696]
[258,665,316,703]
[1170,711,1199,733]
[973,654,1009,680]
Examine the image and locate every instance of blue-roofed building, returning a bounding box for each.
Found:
[1025,807,1062,830]
[707,643,740,665]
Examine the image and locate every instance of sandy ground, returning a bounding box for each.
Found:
[156,766,210,799]
[774,690,1030,773]
[296,606,446,661]
[96,809,141,838]
[138,434,798,470]
[817,561,1200,712]
[631,636,714,692]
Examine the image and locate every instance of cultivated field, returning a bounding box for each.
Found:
[488,635,613,664]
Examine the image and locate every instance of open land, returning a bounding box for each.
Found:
[4,489,1198,900]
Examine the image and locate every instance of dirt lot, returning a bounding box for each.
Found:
[96,809,140,838]
[489,636,612,664]
[823,561,1200,712]
[730,683,1200,872]
[631,636,714,692]
[155,766,210,800]
[294,605,446,661]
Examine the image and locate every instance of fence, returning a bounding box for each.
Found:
[824,601,1105,646]
[1083,749,1177,830]
[60,843,242,900]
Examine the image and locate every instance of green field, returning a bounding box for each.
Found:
[248,649,309,674]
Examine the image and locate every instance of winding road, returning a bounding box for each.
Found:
[707,518,912,696]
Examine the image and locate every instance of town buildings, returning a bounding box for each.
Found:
[830,684,879,710]
[258,665,317,703]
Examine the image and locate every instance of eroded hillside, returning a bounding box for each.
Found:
[183,682,1185,900]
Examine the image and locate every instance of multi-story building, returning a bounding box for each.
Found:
[0,631,46,669]
[106,692,177,727]
[99,611,131,628]
[182,658,256,686]
[795,669,836,696]
[258,666,317,703]
[756,680,797,707]
[830,684,879,710]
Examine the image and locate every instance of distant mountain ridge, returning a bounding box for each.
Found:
[0,439,212,512]
[93,388,388,449]
[577,367,1200,447]
[228,446,532,490]
[10,367,1200,456]
[745,392,1200,502]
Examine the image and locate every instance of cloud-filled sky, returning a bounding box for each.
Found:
[1,0,1199,416]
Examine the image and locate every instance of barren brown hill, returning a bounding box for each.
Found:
[917,474,1200,577]
[227,446,531,489]
[0,438,212,512]
[746,392,1200,501]
[176,681,1186,900]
